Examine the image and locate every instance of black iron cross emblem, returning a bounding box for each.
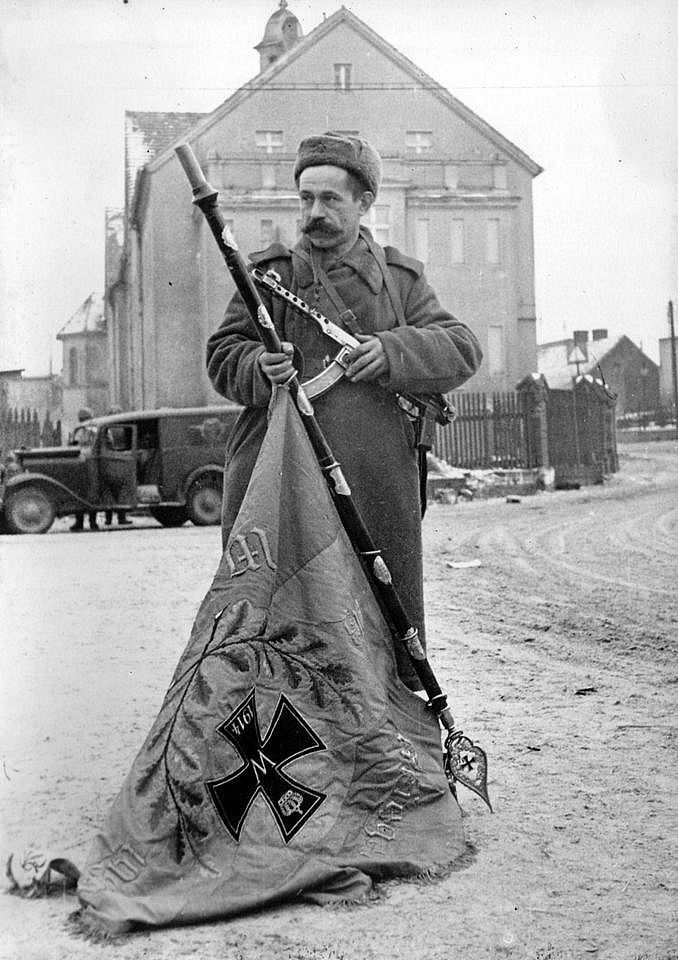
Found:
[206,688,327,843]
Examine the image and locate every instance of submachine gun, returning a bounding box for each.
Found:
[251,265,454,440]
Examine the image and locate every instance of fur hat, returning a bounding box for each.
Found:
[294,132,382,196]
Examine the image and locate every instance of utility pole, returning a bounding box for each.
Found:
[669,300,678,424]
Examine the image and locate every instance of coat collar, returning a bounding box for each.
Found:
[293,227,383,294]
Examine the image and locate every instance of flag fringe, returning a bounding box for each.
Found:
[320,847,477,910]
[66,907,132,942]
[315,884,383,910]
[381,843,478,890]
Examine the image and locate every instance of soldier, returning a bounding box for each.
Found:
[71,407,99,532]
[206,132,482,689]
[103,405,131,527]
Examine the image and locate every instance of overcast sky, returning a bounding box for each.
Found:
[1,0,676,374]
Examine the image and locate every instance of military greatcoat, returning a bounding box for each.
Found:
[206,228,482,688]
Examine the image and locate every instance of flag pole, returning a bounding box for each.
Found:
[175,143,491,810]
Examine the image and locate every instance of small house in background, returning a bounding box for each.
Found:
[57,293,109,429]
[537,329,659,416]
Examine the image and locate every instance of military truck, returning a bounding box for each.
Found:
[0,405,242,534]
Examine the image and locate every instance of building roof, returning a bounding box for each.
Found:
[125,110,208,214]
[141,5,543,180]
[57,293,106,339]
[537,334,656,389]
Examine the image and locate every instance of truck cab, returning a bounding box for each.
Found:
[0,405,242,534]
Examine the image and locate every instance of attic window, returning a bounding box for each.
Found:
[406,131,433,154]
[334,63,352,91]
[255,130,284,154]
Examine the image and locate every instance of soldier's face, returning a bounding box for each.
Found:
[298,166,373,255]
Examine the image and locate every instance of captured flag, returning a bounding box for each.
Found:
[75,390,466,935]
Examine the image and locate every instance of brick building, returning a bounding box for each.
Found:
[109,3,542,410]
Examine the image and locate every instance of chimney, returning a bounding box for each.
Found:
[592,328,608,341]
[573,330,588,345]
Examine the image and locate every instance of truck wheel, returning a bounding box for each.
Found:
[150,505,189,528]
[5,486,56,534]
[187,476,222,526]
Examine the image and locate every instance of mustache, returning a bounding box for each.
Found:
[302,219,341,237]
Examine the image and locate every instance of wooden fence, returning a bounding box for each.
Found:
[435,376,618,483]
[0,407,62,455]
[435,391,527,469]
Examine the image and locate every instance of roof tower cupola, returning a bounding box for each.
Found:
[255,1,302,73]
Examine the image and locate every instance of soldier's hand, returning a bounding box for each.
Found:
[345,334,389,383]
[259,342,296,384]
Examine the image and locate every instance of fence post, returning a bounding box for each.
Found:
[517,375,550,471]
[601,381,619,473]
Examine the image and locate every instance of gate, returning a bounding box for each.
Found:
[546,378,618,484]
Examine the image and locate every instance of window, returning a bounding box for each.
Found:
[102,424,134,452]
[415,218,429,264]
[488,325,506,376]
[486,218,500,264]
[282,15,300,43]
[68,346,78,386]
[261,165,276,190]
[260,219,275,246]
[493,164,507,191]
[451,219,465,264]
[255,130,283,154]
[367,203,391,246]
[406,131,432,154]
[334,63,352,91]
[444,164,459,190]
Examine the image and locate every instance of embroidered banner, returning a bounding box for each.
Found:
[75,390,465,934]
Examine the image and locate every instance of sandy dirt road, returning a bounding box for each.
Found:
[0,442,676,960]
